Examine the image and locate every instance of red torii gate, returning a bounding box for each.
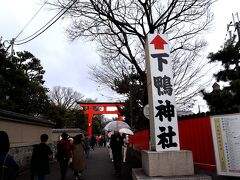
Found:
[77,102,124,136]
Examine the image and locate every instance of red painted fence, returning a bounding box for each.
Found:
[128,129,149,150]
[129,116,216,171]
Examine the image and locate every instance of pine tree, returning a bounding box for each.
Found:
[0,44,49,115]
[111,72,148,130]
[202,41,240,114]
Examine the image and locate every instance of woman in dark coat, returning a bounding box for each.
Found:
[0,131,19,180]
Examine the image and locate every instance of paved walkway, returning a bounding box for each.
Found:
[17,146,238,180]
[17,147,132,180]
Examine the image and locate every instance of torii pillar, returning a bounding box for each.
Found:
[78,102,124,136]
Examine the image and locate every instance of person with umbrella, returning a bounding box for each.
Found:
[110,131,124,177]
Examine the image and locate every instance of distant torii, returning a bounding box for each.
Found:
[77,102,124,136]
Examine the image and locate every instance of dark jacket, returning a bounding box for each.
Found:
[110,134,123,154]
[31,143,53,175]
[0,153,19,180]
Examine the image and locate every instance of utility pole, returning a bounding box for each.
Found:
[2,38,15,61]
[10,38,15,62]
[130,87,133,128]
[232,13,240,68]
[233,13,240,42]
[226,13,240,68]
[198,103,201,114]
[129,65,135,129]
[227,13,240,44]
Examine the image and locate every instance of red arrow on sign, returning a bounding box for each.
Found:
[150,35,167,50]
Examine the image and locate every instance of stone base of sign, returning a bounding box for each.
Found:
[132,168,212,180]
[141,150,194,177]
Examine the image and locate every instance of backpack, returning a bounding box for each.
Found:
[56,141,70,160]
[83,137,90,150]
[30,145,39,175]
[0,154,18,180]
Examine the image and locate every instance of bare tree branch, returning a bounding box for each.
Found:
[48,0,215,110]
[49,86,85,110]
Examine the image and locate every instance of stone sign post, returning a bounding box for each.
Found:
[145,34,180,152]
[132,34,211,180]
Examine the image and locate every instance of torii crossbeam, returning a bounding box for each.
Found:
[77,102,124,136]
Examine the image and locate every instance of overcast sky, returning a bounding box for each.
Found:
[1,0,240,113]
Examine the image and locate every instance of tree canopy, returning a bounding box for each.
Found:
[0,44,49,115]
[202,41,240,114]
[47,86,86,129]
[0,43,92,131]
[46,103,88,129]
[49,86,85,110]
[47,88,105,131]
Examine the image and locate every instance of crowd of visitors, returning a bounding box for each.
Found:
[0,130,129,180]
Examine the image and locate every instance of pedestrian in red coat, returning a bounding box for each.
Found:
[56,132,72,180]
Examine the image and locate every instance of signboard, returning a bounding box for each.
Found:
[210,114,240,177]
[145,34,180,151]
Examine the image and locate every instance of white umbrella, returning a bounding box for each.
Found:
[119,128,134,135]
[104,121,130,131]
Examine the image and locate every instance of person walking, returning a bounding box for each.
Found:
[102,136,107,147]
[96,135,100,147]
[30,134,53,180]
[0,131,19,180]
[110,131,123,177]
[90,135,96,150]
[107,136,113,162]
[56,132,72,180]
[72,134,86,180]
[83,134,90,158]
[122,134,128,163]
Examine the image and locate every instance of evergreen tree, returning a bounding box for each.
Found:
[0,44,50,114]
[46,104,87,130]
[112,72,148,130]
[202,41,240,114]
